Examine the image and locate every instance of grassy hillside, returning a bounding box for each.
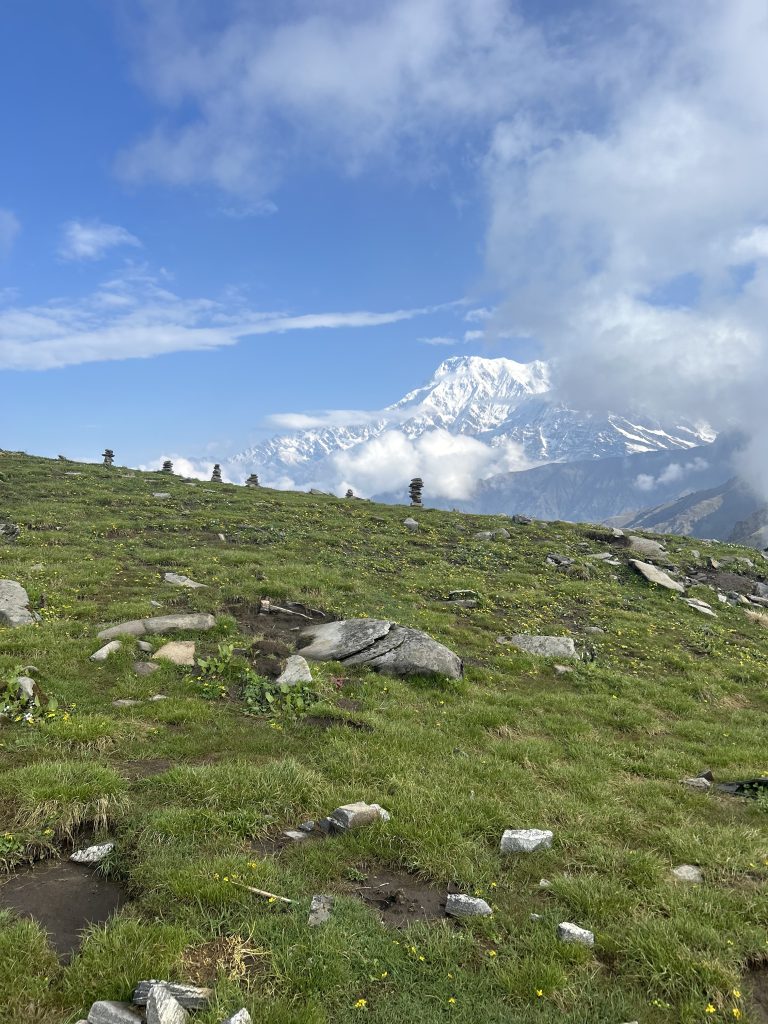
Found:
[1,452,767,1024]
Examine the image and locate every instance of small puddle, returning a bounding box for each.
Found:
[0,860,125,961]
[353,869,448,926]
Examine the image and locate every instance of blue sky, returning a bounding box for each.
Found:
[2,1,768,495]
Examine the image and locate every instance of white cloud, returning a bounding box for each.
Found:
[60,220,142,261]
[0,268,445,371]
[0,209,20,258]
[326,428,530,500]
[634,457,710,492]
[418,335,461,346]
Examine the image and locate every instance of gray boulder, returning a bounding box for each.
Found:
[91,640,122,662]
[98,613,216,640]
[557,922,594,946]
[627,535,667,561]
[147,984,188,1024]
[132,982,211,1010]
[403,517,419,533]
[445,894,492,918]
[501,828,553,853]
[504,635,577,659]
[473,531,493,540]
[87,1003,142,1024]
[276,655,313,686]
[299,619,462,680]
[629,560,685,593]
[0,580,38,627]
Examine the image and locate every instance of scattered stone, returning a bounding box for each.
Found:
[90,640,123,662]
[134,662,160,676]
[163,572,206,589]
[329,802,391,831]
[298,821,316,833]
[530,913,543,922]
[680,775,712,792]
[403,517,419,532]
[64,471,83,476]
[554,664,574,675]
[137,640,154,652]
[146,983,188,1024]
[539,878,552,889]
[501,828,553,853]
[714,777,768,798]
[672,864,703,883]
[308,894,334,926]
[681,597,717,617]
[611,528,625,539]
[629,559,685,593]
[113,699,141,708]
[503,635,577,659]
[132,982,212,1010]
[153,641,196,666]
[0,579,38,627]
[217,533,226,542]
[150,600,163,608]
[98,613,216,640]
[0,522,20,541]
[755,582,768,598]
[445,894,492,918]
[627,535,667,561]
[583,625,605,634]
[299,618,462,680]
[148,694,167,701]
[153,492,170,499]
[511,514,532,525]
[87,1002,142,1024]
[557,922,594,946]
[276,655,313,686]
[15,675,37,701]
[222,1012,252,1024]
[546,553,573,566]
[492,528,510,540]
[446,589,479,608]
[283,829,308,841]
[473,531,493,540]
[71,843,114,865]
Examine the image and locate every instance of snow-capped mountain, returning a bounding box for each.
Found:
[224,355,715,498]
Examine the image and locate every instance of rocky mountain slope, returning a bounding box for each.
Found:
[226,355,714,491]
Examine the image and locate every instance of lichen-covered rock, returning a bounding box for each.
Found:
[500,828,553,853]
[308,894,334,926]
[71,842,114,865]
[0,580,38,627]
[557,922,594,946]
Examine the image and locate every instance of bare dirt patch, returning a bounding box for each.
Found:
[227,601,331,676]
[179,935,271,987]
[351,868,449,927]
[746,965,768,1023]
[304,715,373,732]
[0,860,125,961]
[118,758,173,780]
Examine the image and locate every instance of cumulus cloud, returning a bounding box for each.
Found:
[59,220,142,261]
[418,336,462,346]
[0,209,20,258]
[326,428,530,500]
[634,457,710,492]
[0,268,446,371]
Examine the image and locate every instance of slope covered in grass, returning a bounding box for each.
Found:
[0,452,767,1024]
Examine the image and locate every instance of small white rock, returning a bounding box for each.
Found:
[221,1012,252,1024]
[283,829,309,841]
[539,878,552,889]
[163,572,206,589]
[308,894,333,927]
[329,801,391,830]
[70,842,114,865]
[557,922,594,946]
[501,828,554,854]
[672,864,704,883]
[276,654,313,686]
[91,640,122,662]
[445,893,493,918]
[113,698,141,707]
[137,640,154,653]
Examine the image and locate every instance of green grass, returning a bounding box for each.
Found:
[1,451,767,1023]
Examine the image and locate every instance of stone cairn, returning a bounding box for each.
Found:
[102,449,114,467]
[245,473,260,488]
[211,464,223,483]
[345,488,354,499]
[409,477,423,507]
[161,460,174,475]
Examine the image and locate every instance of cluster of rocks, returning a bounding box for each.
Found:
[245,474,259,488]
[409,477,423,507]
[80,981,249,1024]
[1,521,20,542]
[211,464,222,484]
[102,449,115,467]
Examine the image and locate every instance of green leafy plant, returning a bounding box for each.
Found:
[0,667,64,725]
[241,671,319,720]
[193,641,240,700]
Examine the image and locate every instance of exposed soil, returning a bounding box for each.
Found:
[746,966,768,1023]
[118,757,174,779]
[0,860,125,961]
[249,829,322,857]
[336,697,362,712]
[692,570,760,596]
[227,601,331,677]
[352,868,449,927]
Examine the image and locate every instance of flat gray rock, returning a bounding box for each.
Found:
[0,579,38,627]
[629,560,685,593]
[473,530,493,540]
[681,597,716,617]
[299,619,462,680]
[276,655,313,686]
[147,984,188,1024]
[445,894,492,918]
[87,1002,142,1024]
[501,828,553,853]
[153,492,170,499]
[308,894,333,926]
[505,635,577,659]
[98,613,216,640]
[91,640,122,662]
[329,801,390,830]
[163,572,206,589]
[557,922,594,946]
[132,982,211,1010]
[627,535,667,561]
